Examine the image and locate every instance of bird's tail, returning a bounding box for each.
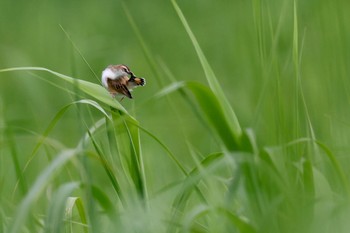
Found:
[133,77,146,86]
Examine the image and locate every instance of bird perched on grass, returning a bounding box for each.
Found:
[101,64,145,99]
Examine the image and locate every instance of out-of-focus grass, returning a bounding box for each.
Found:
[1,0,350,232]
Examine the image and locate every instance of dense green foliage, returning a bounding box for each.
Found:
[1,0,350,232]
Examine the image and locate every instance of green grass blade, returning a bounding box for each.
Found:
[169,152,225,232]
[124,116,148,201]
[157,81,240,151]
[90,185,116,216]
[171,0,242,143]
[110,109,146,201]
[0,67,128,114]
[0,208,6,232]
[216,207,256,233]
[121,2,163,87]
[8,149,78,233]
[6,127,28,196]
[59,24,100,83]
[137,125,188,176]
[44,182,80,233]
[32,99,110,156]
[87,126,126,205]
[316,141,350,196]
[292,0,300,142]
[293,0,299,70]
[65,196,88,233]
[183,206,256,233]
[12,99,111,197]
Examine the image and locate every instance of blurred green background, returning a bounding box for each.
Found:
[1,0,350,232]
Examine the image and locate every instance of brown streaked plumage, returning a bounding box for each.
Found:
[101,64,146,99]
[107,76,132,98]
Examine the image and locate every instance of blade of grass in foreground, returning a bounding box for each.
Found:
[172,152,224,213]
[6,125,28,196]
[0,67,128,115]
[168,153,223,233]
[43,182,82,233]
[183,206,256,233]
[87,126,125,205]
[30,99,109,161]
[171,0,242,148]
[12,100,111,198]
[8,149,78,233]
[65,196,88,233]
[110,109,147,202]
[137,125,188,176]
[157,81,239,151]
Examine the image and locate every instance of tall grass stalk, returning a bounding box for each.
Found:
[171,0,243,150]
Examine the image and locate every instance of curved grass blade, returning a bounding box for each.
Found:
[121,2,163,87]
[216,207,256,233]
[169,152,225,233]
[32,99,110,156]
[272,138,350,196]
[137,125,188,176]
[65,196,88,233]
[12,100,111,197]
[171,0,242,142]
[8,149,78,233]
[90,185,116,217]
[6,126,28,196]
[0,208,6,232]
[174,152,224,203]
[0,67,128,114]
[124,117,148,202]
[183,206,256,233]
[157,81,240,151]
[187,82,239,151]
[110,109,147,201]
[44,182,81,233]
[315,141,350,196]
[59,24,100,83]
[86,126,125,205]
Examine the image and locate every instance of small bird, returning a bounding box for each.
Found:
[101,64,145,99]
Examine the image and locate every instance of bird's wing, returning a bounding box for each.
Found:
[107,78,133,98]
[115,83,132,99]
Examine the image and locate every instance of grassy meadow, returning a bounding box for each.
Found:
[1,0,350,232]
